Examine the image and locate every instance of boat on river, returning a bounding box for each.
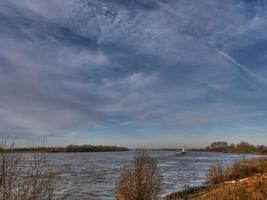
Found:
[176,148,186,155]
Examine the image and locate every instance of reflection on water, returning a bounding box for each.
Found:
[45,151,263,200]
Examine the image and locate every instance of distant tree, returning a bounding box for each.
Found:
[210,141,228,149]
[13,144,129,153]
[205,141,267,154]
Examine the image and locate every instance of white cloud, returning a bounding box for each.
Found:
[1,0,267,144]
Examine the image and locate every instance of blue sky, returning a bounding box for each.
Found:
[0,0,267,148]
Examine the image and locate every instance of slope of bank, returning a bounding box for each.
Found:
[167,173,267,200]
[167,157,267,200]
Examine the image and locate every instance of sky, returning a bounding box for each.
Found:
[0,0,267,148]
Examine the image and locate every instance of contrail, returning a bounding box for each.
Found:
[219,50,266,86]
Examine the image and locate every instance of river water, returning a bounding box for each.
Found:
[46,151,263,200]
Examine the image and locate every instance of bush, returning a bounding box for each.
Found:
[0,142,55,200]
[115,151,163,200]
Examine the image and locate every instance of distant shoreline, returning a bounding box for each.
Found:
[10,144,129,153]
[190,149,267,155]
[191,141,267,155]
[134,148,267,155]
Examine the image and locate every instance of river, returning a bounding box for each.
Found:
[45,151,263,200]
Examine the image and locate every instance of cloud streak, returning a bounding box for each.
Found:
[1,0,267,146]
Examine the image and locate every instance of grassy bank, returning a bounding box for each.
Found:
[167,158,267,200]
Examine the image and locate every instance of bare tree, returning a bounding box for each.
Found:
[115,151,163,200]
[0,141,55,200]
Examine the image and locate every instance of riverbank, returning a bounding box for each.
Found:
[192,141,267,155]
[11,144,129,153]
[193,148,267,155]
[167,173,267,200]
[166,157,267,200]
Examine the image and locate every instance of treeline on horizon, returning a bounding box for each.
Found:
[195,141,267,154]
[11,144,129,153]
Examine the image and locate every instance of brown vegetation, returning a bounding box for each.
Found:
[0,142,55,200]
[207,158,267,184]
[115,151,163,200]
[167,158,267,200]
[197,174,267,200]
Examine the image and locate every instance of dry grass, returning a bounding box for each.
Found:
[168,174,267,200]
[207,158,267,184]
[167,158,267,200]
[0,142,55,200]
[196,173,267,200]
[115,151,163,200]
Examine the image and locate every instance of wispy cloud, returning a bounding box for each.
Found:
[1,0,267,147]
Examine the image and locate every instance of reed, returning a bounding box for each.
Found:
[207,158,267,184]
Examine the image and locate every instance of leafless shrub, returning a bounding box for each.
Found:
[115,151,163,200]
[0,141,55,200]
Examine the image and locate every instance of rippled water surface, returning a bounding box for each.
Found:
[45,151,263,200]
